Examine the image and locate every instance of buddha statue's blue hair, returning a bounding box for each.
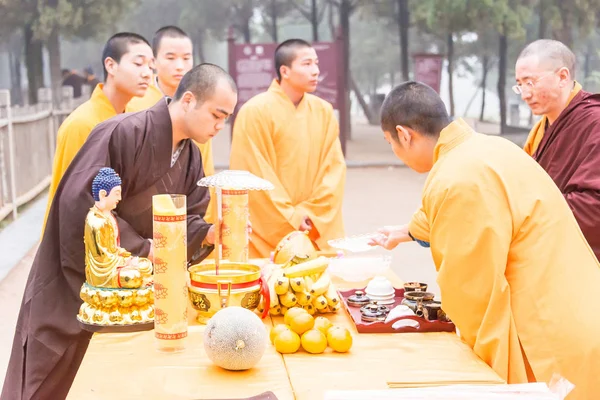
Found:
[92,167,122,201]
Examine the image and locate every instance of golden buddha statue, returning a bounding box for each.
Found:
[77,167,155,331]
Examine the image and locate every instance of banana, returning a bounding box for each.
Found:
[275,276,290,295]
[296,291,312,306]
[256,296,265,313]
[329,303,341,312]
[267,270,280,309]
[324,285,340,307]
[303,303,316,315]
[282,256,330,278]
[313,295,328,310]
[269,305,282,315]
[280,305,289,315]
[311,273,331,296]
[304,275,315,292]
[279,290,297,308]
[289,277,306,292]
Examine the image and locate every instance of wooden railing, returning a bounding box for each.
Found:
[0,86,89,222]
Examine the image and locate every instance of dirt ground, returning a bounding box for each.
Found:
[0,166,439,389]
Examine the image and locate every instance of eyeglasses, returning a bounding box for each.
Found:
[512,70,557,95]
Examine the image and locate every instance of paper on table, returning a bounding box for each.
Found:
[325,383,561,400]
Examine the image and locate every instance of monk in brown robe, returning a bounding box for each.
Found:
[515,39,600,261]
[1,64,237,400]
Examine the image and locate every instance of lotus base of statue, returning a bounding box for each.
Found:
[77,282,155,333]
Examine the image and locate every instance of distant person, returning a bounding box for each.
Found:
[127,25,215,221]
[229,38,346,258]
[515,39,600,261]
[83,66,100,89]
[370,81,600,400]
[1,63,237,400]
[61,68,85,98]
[42,32,153,231]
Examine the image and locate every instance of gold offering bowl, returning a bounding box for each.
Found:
[77,283,155,332]
[188,261,264,324]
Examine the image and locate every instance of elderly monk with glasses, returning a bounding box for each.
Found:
[515,39,600,262]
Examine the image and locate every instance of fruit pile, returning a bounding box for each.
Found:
[258,256,341,316]
[271,307,353,354]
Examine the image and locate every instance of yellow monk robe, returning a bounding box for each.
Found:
[126,77,216,223]
[230,80,346,258]
[43,84,117,229]
[408,118,600,399]
[523,81,582,155]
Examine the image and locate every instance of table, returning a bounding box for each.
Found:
[68,267,503,399]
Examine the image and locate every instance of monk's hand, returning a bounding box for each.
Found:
[206,225,216,245]
[299,216,313,232]
[368,224,411,250]
[147,239,154,261]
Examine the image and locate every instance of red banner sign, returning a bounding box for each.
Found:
[413,53,444,94]
[230,41,339,110]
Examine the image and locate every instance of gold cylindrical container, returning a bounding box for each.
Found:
[188,261,264,324]
[221,189,249,263]
[152,194,188,352]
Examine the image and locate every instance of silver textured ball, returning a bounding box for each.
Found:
[203,306,268,371]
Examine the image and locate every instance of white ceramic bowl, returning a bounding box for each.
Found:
[365,276,395,297]
[327,255,391,282]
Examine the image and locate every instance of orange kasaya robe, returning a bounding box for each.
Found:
[229,79,346,258]
[523,81,582,156]
[408,118,600,399]
[126,77,216,223]
[43,83,118,230]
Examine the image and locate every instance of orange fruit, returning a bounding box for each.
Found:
[274,329,301,354]
[270,324,291,344]
[289,312,315,335]
[327,326,353,353]
[284,307,308,326]
[301,329,328,354]
[313,316,333,335]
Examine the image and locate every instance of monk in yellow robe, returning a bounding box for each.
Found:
[371,81,600,399]
[229,39,346,258]
[127,25,215,222]
[43,32,154,230]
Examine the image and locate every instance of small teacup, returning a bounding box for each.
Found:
[365,276,394,297]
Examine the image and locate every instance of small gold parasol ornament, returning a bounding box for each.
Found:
[197,170,274,273]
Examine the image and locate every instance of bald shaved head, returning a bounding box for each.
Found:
[173,63,237,105]
[274,39,312,81]
[517,39,576,79]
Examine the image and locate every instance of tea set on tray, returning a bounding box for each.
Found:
[327,233,454,333]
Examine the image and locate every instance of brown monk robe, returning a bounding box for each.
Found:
[527,90,600,261]
[1,100,214,400]
[516,39,600,262]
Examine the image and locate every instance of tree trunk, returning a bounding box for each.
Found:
[47,28,62,106]
[9,47,23,106]
[340,0,352,138]
[389,69,395,87]
[584,42,592,79]
[498,30,508,134]
[479,55,489,122]
[270,0,278,42]
[555,3,573,48]
[24,25,45,105]
[196,32,206,63]
[311,0,319,41]
[538,2,546,38]
[350,74,375,124]
[242,22,251,43]
[397,0,410,81]
[447,32,455,117]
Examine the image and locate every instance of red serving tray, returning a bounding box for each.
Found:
[338,287,456,334]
